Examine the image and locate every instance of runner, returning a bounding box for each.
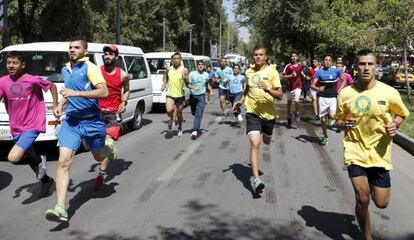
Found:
[228,64,246,123]
[206,65,217,104]
[95,44,130,190]
[336,62,353,93]
[282,52,303,127]
[336,49,409,239]
[0,51,58,198]
[301,60,311,101]
[188,60,211,140]
[232,46,283,195]
[309,58,321,120]
[161,52,189,137]
[215,57,233,117]
[45,36,118,222]
[311,54,346,145]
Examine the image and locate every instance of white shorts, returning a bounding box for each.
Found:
[287,88,302,101]
[310,88,318,95]
[318,97,337,117]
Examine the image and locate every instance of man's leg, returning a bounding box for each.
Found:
[166,98,176,129]
[220,95,227,115]
[350,175,372,240]
[248,132,261,179]
[311,91,319,119]
[294,89,301,121]
[321,116,328,138]
[176,102,184,136]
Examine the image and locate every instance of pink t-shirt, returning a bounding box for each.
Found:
[337,71,353,91]
[0,74,52,136]
[283,63,303,91]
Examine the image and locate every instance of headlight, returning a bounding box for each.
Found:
[45,103,54,114]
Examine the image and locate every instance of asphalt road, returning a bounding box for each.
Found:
[0,93,414,240]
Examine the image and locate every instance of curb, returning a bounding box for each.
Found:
[394,131,414,156]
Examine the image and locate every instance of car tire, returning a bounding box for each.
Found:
[128,104,143,130]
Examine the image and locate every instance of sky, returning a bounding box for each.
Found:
[222,0,250,42]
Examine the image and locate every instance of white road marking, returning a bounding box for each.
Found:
[157,141,201,181]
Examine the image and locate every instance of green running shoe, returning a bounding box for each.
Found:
[45,204,68,222]
[106,138,118,161]
[321,137,329,146]
[328,119,335,128]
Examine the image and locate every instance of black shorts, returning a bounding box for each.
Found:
[245,113,275,136]
[167,95,185,106]
[101,111,121,128]
[347,164,391,188]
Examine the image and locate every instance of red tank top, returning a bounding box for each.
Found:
[99,66,122,112]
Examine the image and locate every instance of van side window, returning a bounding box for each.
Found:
[189,60,196,72]
[125,56,148,79]
[183,60,190,70]
[101,55,126,71]
[88,54,96,64]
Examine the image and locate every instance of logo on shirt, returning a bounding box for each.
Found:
[251,74,260,85]
[355,95,371,113]
[196,76,203,84]
[10,83,24,97]
[378,100,386,105]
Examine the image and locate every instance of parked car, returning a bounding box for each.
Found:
[380,68,414,88]
[0,42,153,143]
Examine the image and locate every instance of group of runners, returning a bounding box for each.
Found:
[0,36,409,240]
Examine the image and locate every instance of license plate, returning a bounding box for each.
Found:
[0,129,11,140]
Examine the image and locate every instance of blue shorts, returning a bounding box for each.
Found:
[13,131,39,151]
[218,88,229,98]
[347,164,391,188]
[58,117,106,152]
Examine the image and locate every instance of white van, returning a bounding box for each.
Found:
[194,55,211,68]
[0,42,153,142]
[144,52,196,108]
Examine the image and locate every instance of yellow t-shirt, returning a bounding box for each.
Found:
[244,65,281,120]
[337,81,409,170]
[167,66,185,97]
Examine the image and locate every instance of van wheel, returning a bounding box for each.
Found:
[128,105,143,130]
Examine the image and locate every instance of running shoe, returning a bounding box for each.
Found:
[37,155,47,180]
[39,178,54,198]
[321,137,329,146]
[191,131,197,140]
[253,178,265,194]
[237,114,243,122]
[106,138,118,161]
[94,174,104,191]
[177,130,183,137]
[168,120,173,130]
[295,112,301,122]
[45,204,68,222]
[315,115,320,121]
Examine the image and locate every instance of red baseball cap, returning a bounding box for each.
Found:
[103,44,119,55]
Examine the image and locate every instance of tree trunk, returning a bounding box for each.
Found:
[404,39,411,103]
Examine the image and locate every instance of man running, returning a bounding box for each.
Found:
[336,49,409,240]
[310,58,321,120]
[215,57,233,117]
[336,62,353,93]
[0,51,58,198]
[233,46,283,195]
[161,52,189,137]
[188,60,211,140]
[311,54,346,145]
[228,64,246,122]
[206,65,216,104]
[282,51,303,127]
[95,44,130,190]
[45,36,117,222]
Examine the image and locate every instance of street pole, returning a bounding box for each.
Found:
[227,22,230,54]
[116,0,121,44]
[219,20,222,57]
[163,18,166,51]
[189,27,192,54]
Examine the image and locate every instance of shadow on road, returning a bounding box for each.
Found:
[223,163,263,199]
[297,205,361,240]
[295,134,321,144]
[0,171,13,192]
[49,159,132,231]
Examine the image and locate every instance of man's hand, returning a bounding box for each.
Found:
[292,71,297,77]
[385,121,398,137]
[118,102,126,113]
[232,100,242,113]
[60,87,78,98]
[54,105,63,118]
[319,86,325,92]
[257,80,267,89]
[161,83,167,92]
[341,118,357,131]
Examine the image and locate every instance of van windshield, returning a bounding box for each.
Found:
[0,51,70,82]
[147,58,171,74]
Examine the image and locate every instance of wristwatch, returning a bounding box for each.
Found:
[264,87,271,93]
